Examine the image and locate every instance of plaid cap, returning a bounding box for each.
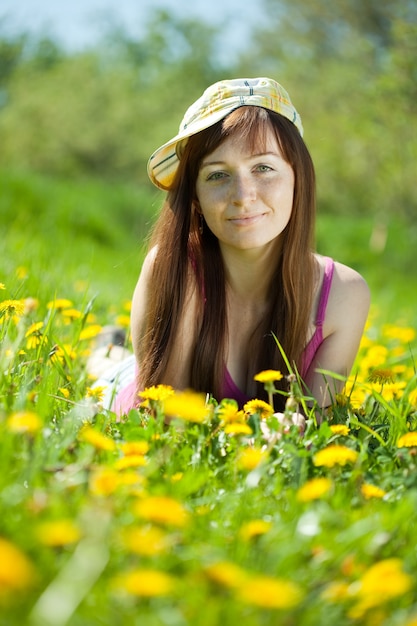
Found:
[147,77,303,190]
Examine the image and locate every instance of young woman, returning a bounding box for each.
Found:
[103,77,370,415]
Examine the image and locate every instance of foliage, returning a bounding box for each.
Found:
[0,277,417,625]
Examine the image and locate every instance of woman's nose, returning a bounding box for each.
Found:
[231,174,256,206]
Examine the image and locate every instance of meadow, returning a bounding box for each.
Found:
[1,169,417,625]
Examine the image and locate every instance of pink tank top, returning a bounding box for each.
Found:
[221,257,335,405]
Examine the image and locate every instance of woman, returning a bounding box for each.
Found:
[104,77,369,415]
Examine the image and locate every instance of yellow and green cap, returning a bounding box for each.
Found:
[147,76,303,190]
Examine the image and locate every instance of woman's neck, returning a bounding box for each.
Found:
[220,242,282,302]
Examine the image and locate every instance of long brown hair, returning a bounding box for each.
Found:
[137,106,316,409]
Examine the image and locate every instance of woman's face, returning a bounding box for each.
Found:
[195,126,295,256]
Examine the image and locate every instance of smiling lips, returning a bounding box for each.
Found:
[228,213,267,225]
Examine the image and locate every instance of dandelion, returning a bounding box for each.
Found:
[58,387,70,399]
[237,447,267,471]
[408,389,417,407]
[296,477,333,502]
[120,441,149,456]
[313,445,358,468]
[79,325,103,341]
[78,425,116,452]
[7,411,42,435]
[0,537,35,595]
[115,314,130,328]
[204,561,248,588]
[86,386,107,402]
[368,368,395,384]
[244,399,274,419]
[0,282,5,290]
[62,308,83,321]
[114,455,147,470]
[236,574,302,609]
[239,519,272,541]
[113,568,176,597]
[46,298,73,310]
[349,558,412,616]
[140,384,175,403]
[122,526,171,556]
[382,324,416,344]
[321,581,351,602]
[25,321,44,336]
[134,496,189,527]
[224,422,253,435]
[329,424,350,437]
[360,483,386,500]
[254,370,283,384]
[164,389,209,423]
[397,432,417,448]
[218,402,246,424]
[35,519,81,547]
[0,299,25,318]
[89,467,121,496]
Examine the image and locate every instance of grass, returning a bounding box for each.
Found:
[1,169,417,624]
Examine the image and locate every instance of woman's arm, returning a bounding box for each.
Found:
[304,262,370,409]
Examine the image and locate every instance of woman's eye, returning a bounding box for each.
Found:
[256,164,273,172]
[207,171,226,181]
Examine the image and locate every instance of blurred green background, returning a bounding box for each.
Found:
[1,0,416,326]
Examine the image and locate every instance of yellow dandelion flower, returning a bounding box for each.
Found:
[134,496,189,527]
[377,381,406,402]
[0,283,5,290]
[313,445,358,468]
[89,467,121,496]
[0,299,25,318]
[355,558,412,607]
[46,298,73,310]
[321,581,351,603]
[170,472,183,482]
[237,447,267,471]
[86,386,107,402]
[254,370,283,383]
[26,334,42,350]
[164,389,209,423]
[397,431,417,448]
[25,321,44,336]
[368,368,395,384]
[61,308,83,321]
[218,403,246,423]
[224,422,253,435]
[115,314,130,328]
[16,266,28,279]
[114,455,147,470]
[140,384,175,402]
[408,389,417,407]
[120,441,149,456]
[329,424,350,437]
[239,519,272,541]
[78,426,116,452]
[0,537,35,594]
[335,393,350,407]
[204,561,248,589]
[7,411,42,435]
[244,399,274,419]
[360,483,386,500]
[296,477,333,502]
[79,325,103,341]
[122,526,171,556]
[236,574,302,609]
[35,519,81,547]
[113,568,176,597]
[382,324,416,344]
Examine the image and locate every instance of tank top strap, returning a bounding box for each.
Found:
[315,257,335,327]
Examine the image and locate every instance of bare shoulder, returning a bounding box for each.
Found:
[322,258,370,335]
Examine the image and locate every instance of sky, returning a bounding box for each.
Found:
[0,0,265,61]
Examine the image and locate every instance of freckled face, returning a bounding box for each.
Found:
[195,128,295,254]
